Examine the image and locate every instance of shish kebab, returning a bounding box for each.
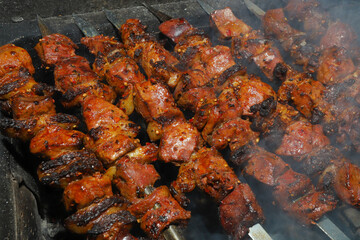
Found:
[193,0,359,235]
[0,17,189,240]
[136,2,357,239]
[197,0,360,155]
[243,0,360,120]
[193,0,360,207]
[0,43,138,239]
[36,16,191,240]
[102,5,352,240]
[74,13,268,240]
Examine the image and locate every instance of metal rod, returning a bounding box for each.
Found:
[141,2,172,22]
[72,14,100,37]
[37,15,53,37]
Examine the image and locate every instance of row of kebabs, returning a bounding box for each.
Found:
[0,0,360,239]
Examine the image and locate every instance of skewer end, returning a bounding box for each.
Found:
[243,0,266,19]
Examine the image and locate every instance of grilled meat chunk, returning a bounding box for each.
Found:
[273,169,314,207]
[35,33,77,66]
[159,119,202,164]
[0,68,38,101]
[334,162,360,207]
[317,47,355,85]
[244,147,289,186]
[286,191,337,225]
[53,55,99,93]
[219,183,265,240]
[128,186,191,239]
[121,19,181,88]
[113,160,160,201]
[284,0,329,40]
[81,35,124,56]
[81,35,146,95]
[10,92,56,120]
[171,147,240,205]
[37,150,103,188]
[30,125,85,159]
[276,120,330,157]
[134,80,184,124]
[0,44,35,77]
[210,7,252,39]
[320,21,357,51]
[0,113,79,141]
[65,196,136,235]
[63,173,113,211]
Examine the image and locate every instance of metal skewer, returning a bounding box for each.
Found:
[72,14,187,240]
[37,15,53,37]
[194,0,352,239]
[105,6,273,240]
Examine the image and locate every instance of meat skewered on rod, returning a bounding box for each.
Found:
[140,3,356,239]
[94,12,268,240]
[0,43,139,239]
[103,6,352,239]
[72,14,188,240]
[34,16,191,240]
[74,13,267,240]
[195,0,360,154]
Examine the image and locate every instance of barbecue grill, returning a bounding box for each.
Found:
[1,0,360,239]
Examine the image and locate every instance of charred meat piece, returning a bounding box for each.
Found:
[81,35,146,95]
[171,147,240,204]
[113,159,160,201]
[35,33,77,66]
[244,147,289,186]
[320,21,357,51]
[277,70,327,119]
[65,196,136,235]
[317,47,355,85]
[81,96,135,132]
[63,173,113,211]
[134,80,184,124]
[10,92,56,120]
[210,7,252,39]
[128,186,191,239]
[208,117,259,153]
[207,7,286,81]
[53,55,99,93]
[85,125,140,166]
[0,113,79,141]
[37,150,103,188]
[30,125,85,159]
[334,162,360,207]
[284,0,329,40]
[276,120,330,157]
[232,30,286,81]
[219,183,265,240]
[60,81,116,108]
[298,145,345,177]
[0,44,35,77]
[263,8,320,72]
[273,168,314,207]
[286,191,337,225]
[81,35,124,56]
[199,45,236,79]
[0,68,38,101]
[121,19,181,88]
[159,119,202,164]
